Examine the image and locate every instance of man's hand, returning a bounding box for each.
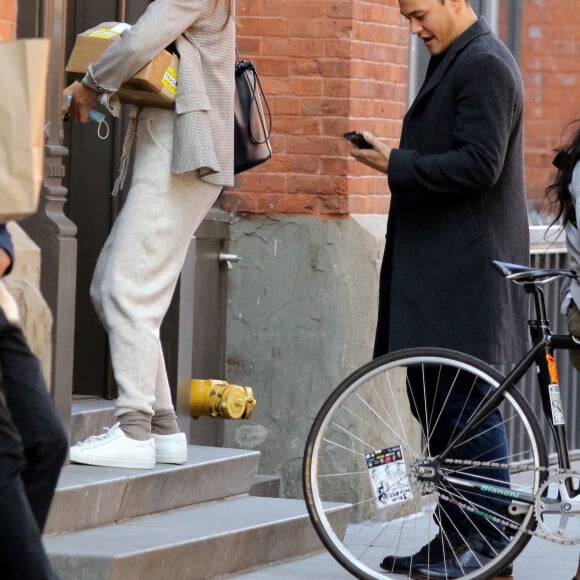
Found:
[62,81,98,123]
[348,131,392,174]
[0,249,12,278]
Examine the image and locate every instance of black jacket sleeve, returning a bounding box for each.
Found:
[388,52,520,196]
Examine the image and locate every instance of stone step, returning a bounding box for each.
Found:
[249,473,281,498]
[46,445,261,535]
[45,496,350,580]
[71,398,116,445]
[69,398,281,501]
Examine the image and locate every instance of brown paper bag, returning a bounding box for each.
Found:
[0,38,50,221]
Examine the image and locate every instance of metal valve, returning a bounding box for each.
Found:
[218,252,242,270]
[189,379,256,420]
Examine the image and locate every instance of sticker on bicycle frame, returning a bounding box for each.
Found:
[546,354,559,384]
[548,383,565,426]
[365,445,413,508]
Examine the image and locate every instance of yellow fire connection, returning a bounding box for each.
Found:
[189,379,256,420]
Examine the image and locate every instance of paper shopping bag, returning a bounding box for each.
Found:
[0,38,50,221]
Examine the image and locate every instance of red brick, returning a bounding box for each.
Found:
[0,0,17,41]
[348,194,390,215]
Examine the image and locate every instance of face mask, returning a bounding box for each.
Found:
[66,93,121,140]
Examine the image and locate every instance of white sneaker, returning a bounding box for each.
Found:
[152,432,187,464]
[70,423,156,469]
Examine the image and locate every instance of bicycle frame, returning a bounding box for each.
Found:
[432,281,579,506]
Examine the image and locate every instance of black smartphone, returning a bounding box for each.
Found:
[343,130,373,149]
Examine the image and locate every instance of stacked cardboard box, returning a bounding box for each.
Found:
[66,22,178,108]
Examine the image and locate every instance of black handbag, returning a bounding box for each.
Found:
[234,53,272,174]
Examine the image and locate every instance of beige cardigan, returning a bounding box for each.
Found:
[82,0,235,188]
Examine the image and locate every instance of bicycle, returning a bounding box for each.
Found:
[302,260,580,580]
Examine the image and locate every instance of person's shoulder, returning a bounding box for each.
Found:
[466,31,518,68]
[457,36,520,82]
[572,163,580,198]
[451,43,523,103]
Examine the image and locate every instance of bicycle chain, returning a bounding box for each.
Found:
[433,459,580,545]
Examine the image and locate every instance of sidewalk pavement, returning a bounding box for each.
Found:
[232,463,580,579]
[231,532,578,579]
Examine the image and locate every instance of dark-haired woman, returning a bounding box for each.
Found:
[62,0,235,469]
[546,124,580,580]
[546,121,580,372]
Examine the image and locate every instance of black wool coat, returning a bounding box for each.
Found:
[374,18,529,365]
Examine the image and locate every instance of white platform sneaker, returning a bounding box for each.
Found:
[70,423,156,469]
[152,432,187,464]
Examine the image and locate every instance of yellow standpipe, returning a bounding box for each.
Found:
[189,379,256,420]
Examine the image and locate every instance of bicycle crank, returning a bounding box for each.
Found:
[535,472,580,544]
[440,459,580,545]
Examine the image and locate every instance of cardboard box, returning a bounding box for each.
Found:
[117,53,178,108]
[66,22,178,108]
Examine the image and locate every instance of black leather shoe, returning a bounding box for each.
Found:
[410,546,513,580]
[380,531,461,575]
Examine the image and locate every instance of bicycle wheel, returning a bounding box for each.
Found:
[303,348,548,580]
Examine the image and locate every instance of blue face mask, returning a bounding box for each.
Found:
[66,94,111,140]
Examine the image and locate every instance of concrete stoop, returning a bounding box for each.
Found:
[44,402,349,579]
[45,495,349,580]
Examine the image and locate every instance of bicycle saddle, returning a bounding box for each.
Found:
[492,260,577,282]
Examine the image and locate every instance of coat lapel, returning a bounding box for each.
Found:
[406,17,492,119]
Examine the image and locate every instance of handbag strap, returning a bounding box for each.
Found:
[235,47,272,144]
[246,65,272,144]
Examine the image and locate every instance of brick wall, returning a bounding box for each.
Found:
[226,1,580,218]
[223,0,407,217]
[3,0,566,217]
[1,0,572,215]
[0,0,17,41]
[520,1,580,204]
[1,0,567,217]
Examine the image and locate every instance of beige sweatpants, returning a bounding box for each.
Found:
[90,107,222,418]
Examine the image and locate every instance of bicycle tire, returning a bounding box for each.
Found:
[303,348,549,580]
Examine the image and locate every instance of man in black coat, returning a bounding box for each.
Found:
[349,0,529,578]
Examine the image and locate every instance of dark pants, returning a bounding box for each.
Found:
[407,365,510,544]
[0,310,68,579]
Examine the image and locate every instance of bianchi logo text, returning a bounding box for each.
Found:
[480,485,520,499]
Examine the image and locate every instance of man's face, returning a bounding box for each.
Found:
[398,0,460,55]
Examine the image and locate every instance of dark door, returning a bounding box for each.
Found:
[62,0,229,411]
[62,0,143,398]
